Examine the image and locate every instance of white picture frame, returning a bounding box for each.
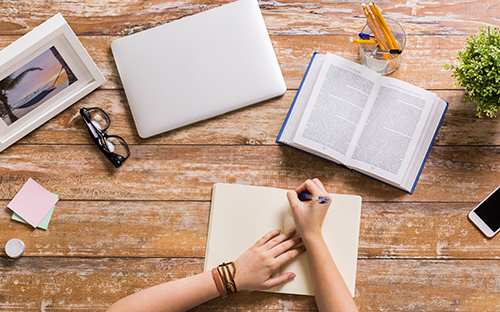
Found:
[0,13,106,152]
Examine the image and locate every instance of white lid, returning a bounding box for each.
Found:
[5,238,25,258]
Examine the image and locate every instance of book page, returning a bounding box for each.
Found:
[204,183,289,293]
[278,53,326,144]
[346,78,436,184]
[400,98,448,190]
[281,206,313,295]
[292,53,380,164]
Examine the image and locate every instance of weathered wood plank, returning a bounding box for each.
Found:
[1,258,500,311]
[10,89,500,146]
[272,35,468,90]
[0,0,496,36]
[0,145,498,202]
[355,259,500,311]
[358,202,500,259]
[15,90,289,146]
[0,34,468,90]
[2,201,498,259]
[0,257,204,312]
[1,201,210,258]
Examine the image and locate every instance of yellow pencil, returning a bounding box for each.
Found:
[369,3,400,50]
[350,38,378,44]
[362,4,391,60]
[369,3,396,50]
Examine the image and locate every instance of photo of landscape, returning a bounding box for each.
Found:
[0,46,78,126]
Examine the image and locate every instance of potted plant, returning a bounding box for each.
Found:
[445,26,500,117]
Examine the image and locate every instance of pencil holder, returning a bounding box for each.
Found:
[358,18,406,75]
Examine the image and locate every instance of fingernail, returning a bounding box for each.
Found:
[288,228,296,234]
[289,273,296,279]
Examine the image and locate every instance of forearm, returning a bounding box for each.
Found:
[107,228,305,312]
[107,270,219,312]
[302,234,358,312]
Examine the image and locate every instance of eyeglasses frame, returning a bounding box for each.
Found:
[79,107,130,168]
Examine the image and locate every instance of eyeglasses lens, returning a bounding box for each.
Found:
[88,109,110,131]
[105,136,129,158]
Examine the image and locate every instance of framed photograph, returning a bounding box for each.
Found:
[0,13,106,152]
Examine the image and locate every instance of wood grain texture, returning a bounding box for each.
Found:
[1,0,500,311]
[0,35,468,90]
[0,0,498,36]
[1,200,210,258]
[2,201,499,259]
[10,89,500,146]
[0,145,498,202]
[2,258,500,311]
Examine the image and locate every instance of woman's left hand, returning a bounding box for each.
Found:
[233,228,305,291]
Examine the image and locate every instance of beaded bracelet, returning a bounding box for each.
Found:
[213,261,237,297]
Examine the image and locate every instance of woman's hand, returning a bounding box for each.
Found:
[234,228,305,291]
[233,179,331,292]
[286,178,331,240]
[287,179,359,312]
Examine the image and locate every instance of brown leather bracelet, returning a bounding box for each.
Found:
[212,267,227,298]
[217,261,237,294]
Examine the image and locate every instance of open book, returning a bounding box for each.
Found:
[277,53,448,193]
[204,183,361,297]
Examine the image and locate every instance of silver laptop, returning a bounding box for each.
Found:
[111,0,286,138]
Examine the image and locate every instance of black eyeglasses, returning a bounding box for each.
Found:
[80,107,130,168]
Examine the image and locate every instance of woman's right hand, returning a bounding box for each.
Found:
[286,179,331,240]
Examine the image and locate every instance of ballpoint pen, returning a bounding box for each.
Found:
[358,32,375,40]
[298,193,330,204]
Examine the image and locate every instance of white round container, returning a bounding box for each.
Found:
[5,238,25,259]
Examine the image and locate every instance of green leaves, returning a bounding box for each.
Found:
[445,26,500,117]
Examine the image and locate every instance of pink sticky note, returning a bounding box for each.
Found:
[7,178,59,227]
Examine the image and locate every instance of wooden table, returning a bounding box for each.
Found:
[1,0,500,310]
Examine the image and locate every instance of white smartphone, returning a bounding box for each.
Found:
[469,186,500,238]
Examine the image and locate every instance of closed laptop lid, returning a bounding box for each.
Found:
[111,0,286,138]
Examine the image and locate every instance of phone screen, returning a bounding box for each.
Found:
[474,187,500,232]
